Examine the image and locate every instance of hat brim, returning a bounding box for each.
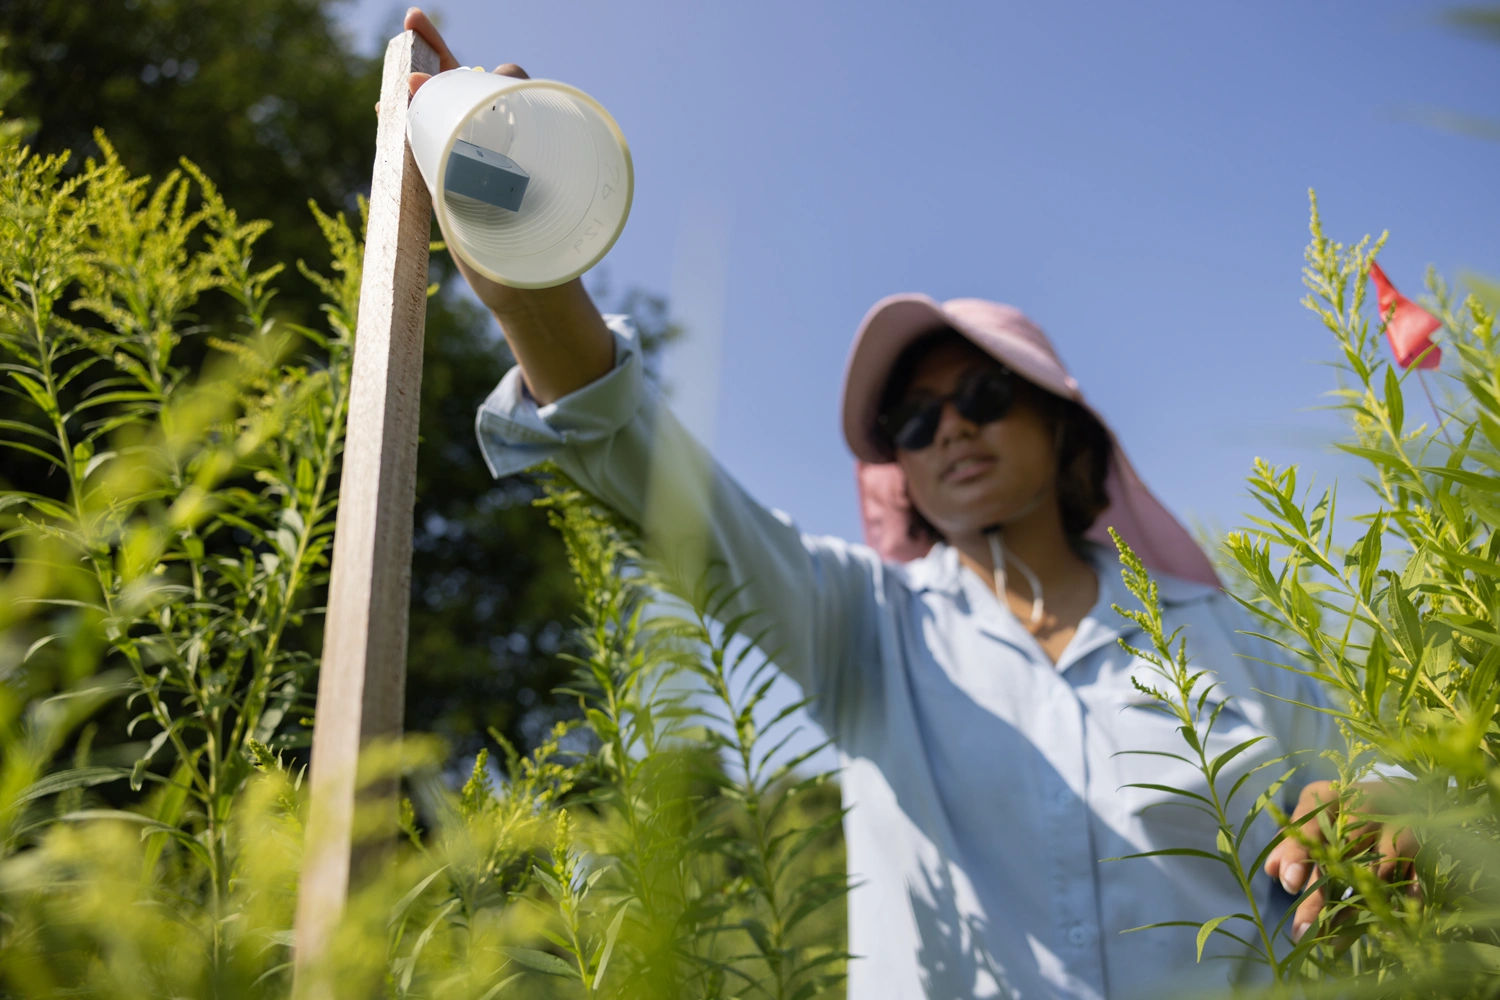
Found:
[841,293,1078,463]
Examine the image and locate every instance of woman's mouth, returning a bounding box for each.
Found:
[942,454,996,484]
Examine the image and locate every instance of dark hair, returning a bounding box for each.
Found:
[876,327,1112,544]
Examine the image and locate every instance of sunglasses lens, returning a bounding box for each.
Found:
[955,370,1014,424]
[880,368,1015,452]
[888,400,943,451]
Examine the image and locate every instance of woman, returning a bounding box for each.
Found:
[404,14,1371,997]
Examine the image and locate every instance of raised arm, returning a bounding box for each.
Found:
[407,10,884,723]
[404,8,614,404]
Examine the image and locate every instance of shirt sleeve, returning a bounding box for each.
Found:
[473,314,883,718]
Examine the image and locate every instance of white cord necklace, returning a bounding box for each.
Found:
[988,530,1045,626]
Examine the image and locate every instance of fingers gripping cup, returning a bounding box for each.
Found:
[407,68,633,289]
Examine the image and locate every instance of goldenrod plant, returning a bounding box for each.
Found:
[0,104,847,998]
[1105,529,1305,984]
[1117,193,1500,996]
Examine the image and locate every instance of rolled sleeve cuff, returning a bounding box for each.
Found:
[474,314,646,478]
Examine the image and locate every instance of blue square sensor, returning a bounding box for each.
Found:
[444,139,530,212]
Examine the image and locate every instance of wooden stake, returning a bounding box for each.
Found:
[292,29,438,994]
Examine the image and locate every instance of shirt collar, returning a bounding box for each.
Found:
[901,540,1220,669]
[903,541,1217,604]
[899,542,965,595]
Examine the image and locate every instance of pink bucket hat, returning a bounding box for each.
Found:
[842,294,1219,587]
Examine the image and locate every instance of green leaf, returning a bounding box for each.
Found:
[1101,847,1224,863]
[1208,736,1268,782]
[584,708,617,740]
[1365,632,1389,714]
[1436,615,1499,646]
[1465,942,1500,971]
[389,865,449,927]
[1468,645,1500,714]
[498,947,580,979]
[592,900,631,988]
[59,809,176,829]
[9,371,60,419]
[131,725,175,791]
[1120,921,1200,934]
[1385,575,1424,669]
[1384,365,1403,437]
[1425,630,1455,680]
[529,864,565,902]
[1418,465,1500,491]
[1431,544,1500,580]
[1467,488,1500,531]
[475,973,524,1000]
[0,438,66,469]
[1120,783,1214,806]
[1400,548,1427,590]
[740,917,774,956]
[23,633,62,663]
[400,900,459,993]
[1357,513,1384,602]
[1334,443,1403,470]
[82,450,118,479]
[1197,914,1233,962]
[14,766,131,805]
[1177,724,1201,754]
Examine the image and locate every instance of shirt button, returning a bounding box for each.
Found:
[1067,925,1090,947]
[1053,786,1072,806]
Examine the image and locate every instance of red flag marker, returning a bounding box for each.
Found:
[1369,261,1441,369]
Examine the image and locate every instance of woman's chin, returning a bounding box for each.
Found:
[940,471,1011,509]
[930,489,1043,538]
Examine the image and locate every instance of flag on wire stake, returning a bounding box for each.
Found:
[1369,260,1453,446]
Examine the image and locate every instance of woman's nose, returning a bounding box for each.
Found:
[933,399,977,448]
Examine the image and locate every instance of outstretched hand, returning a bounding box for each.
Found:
[383,7,614,402]
[1264,779,1418,943]
[395,7,535,312]
[403,7,530,95]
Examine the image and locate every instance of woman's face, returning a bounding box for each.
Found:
[893,339,1059,541]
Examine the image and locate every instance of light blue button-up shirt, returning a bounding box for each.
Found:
[475,317,1334,1000]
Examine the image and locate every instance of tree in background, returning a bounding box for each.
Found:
[0,0,675,758]
[0,0,381,292]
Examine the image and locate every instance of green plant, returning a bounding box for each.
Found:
[0,117,848,998]
[656,555,851,1000]
[0,0,680,766]
[1105,529,1306,984]
[0,121,359,880]
[513,484,850,1000]
[1121,191,1500,995]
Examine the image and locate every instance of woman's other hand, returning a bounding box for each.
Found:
[1264,779,1419,943]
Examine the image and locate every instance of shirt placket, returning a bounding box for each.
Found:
[977,574,1111,998]
[1039,676,1107,996]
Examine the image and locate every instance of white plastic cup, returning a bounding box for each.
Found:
[407,68,633,289]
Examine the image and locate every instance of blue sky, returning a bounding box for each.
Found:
[342,0,1497,543]
[338,1,1496,762]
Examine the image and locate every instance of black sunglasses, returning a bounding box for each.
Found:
[878,366,1018,452]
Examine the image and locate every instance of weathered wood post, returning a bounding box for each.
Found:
[291,28,439,993]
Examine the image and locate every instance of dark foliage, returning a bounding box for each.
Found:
[0,0,382,298]
[0,0,675,758]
